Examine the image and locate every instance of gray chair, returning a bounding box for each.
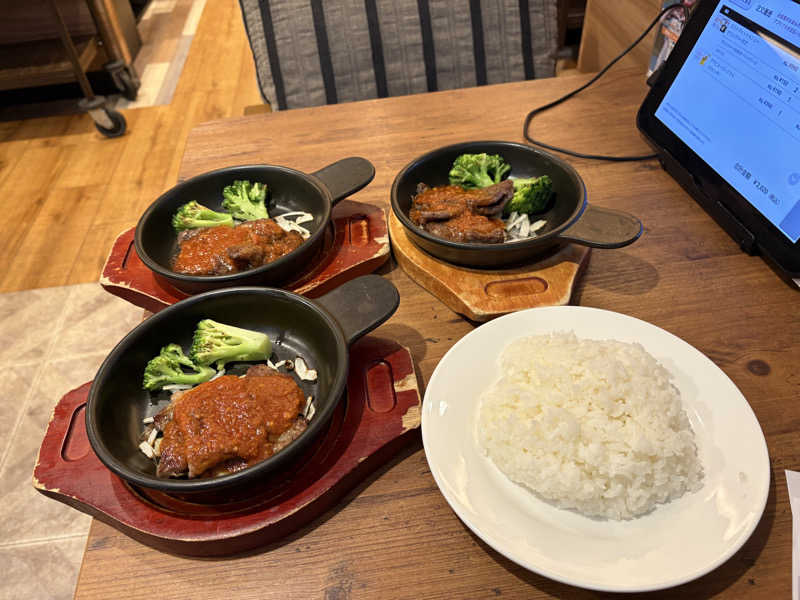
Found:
[239,0,559,110]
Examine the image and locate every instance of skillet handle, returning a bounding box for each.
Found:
[311,157,376,206]
[559,204,643,249]
[315,275,399,345]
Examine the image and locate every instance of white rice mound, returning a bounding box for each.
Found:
[477,332,703,520]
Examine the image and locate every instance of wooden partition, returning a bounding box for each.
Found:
[577,0,663,73]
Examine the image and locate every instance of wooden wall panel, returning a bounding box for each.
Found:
[577,0,663,73]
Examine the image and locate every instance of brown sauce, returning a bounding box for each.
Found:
[158,372,306,478]
[172,218,304,276]
[409,181,513,244]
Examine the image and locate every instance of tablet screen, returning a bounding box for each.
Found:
[654,0,800,242]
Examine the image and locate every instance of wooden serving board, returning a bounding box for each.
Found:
[100,200,390,313]
[389,213,591,321]
[32,337,420,557]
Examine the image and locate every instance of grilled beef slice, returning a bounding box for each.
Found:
[409,180,513,243]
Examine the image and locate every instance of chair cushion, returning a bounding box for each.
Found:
[239,0,558,110]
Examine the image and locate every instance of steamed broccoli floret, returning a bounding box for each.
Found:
[504,175,553,216]
[448,153,511,189]
[172,200,234,231]
[142,343,216,391]
[221,180,269,221]
[189,319,271,369]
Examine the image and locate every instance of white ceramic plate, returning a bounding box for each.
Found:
[422,306,770,593]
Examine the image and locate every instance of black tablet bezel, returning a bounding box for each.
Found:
[637,0,800,284]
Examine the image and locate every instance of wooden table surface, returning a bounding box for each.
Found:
[74,68,799,599]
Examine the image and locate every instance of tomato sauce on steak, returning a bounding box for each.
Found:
[156,370,307,478]
[172,218,304,275]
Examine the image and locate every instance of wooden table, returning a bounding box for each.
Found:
[74,68,799,599]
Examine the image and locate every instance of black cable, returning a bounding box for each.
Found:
[523,2,689,162]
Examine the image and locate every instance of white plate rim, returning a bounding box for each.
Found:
[421,305,770,593]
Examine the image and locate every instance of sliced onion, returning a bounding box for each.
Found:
[274,211,313,239]
[304,396,316,421]
[139,441,154,459]
[270,359,287,370]
[162,384,193,392]
[504,212,547,241]
[294,357,318,381]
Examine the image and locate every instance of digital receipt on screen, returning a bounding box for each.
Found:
[655,1,800,243]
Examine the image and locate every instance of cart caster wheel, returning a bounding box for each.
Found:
[117,70,138,101]
[105,60,140,101]
[95,109,126,138]
[79,97,127,138]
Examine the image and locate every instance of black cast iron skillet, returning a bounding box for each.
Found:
[135,157,375,294]
[85,275,399,495]
[391,141,643,267]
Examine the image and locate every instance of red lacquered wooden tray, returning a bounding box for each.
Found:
[33,337,420,557]
[100,199,390,313]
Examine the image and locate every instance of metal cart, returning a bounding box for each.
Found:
[0,0,141,137]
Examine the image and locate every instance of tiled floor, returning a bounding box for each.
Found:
[115,0,208,109]
[0,284,144,599]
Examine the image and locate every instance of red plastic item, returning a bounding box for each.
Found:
[33,337,420,556]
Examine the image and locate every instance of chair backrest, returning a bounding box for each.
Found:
[239,0,558,110]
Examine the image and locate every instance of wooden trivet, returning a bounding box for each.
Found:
[388,212,590,321]
[100,200,390,313]
[33,337,419,557]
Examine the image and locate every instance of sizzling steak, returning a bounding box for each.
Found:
[173,218,304,276]
[153,365,307,478]
[409,180,513,243]
[424,213,506,243]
